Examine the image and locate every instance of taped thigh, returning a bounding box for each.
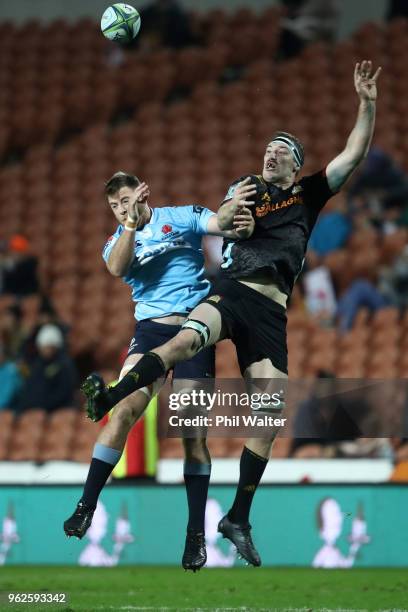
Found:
[181,319,211,349]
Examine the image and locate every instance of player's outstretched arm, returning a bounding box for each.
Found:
[207,205,255,240]
[106,182,149,276]
[106,228,136,277]
[326,61,381,193]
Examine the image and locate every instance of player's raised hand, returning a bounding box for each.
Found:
[231,177,257,208]
[128,182,150,222]
[354,61,381,102]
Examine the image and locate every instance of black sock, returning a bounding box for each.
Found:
[184,463,211,533]
[228,446,268,525]
[106,352,166,407]
[81,459,116,508]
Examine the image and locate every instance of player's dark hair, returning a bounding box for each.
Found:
[272,131,305,169]
[104,171,141,197]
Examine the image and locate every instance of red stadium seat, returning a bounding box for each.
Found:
[7,410,46,462]
[371,307,400,330]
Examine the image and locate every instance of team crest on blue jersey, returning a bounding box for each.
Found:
[160,224,179,240]
[102,204,215,321]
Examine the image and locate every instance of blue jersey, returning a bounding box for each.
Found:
[103,205,215,320]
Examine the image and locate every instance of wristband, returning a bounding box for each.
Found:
[125,216,137,231]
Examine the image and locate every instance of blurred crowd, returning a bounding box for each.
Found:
[2,154,408,459]
[0,235,78,413]
[1,0,407,466]
[301,147,408,329]
[289,372,408,462]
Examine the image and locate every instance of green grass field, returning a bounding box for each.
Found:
[1,567,407,612]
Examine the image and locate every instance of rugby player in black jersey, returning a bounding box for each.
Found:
[82,61,381,566]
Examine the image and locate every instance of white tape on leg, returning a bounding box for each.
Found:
[119,364,134,380]
[139,386,152,400]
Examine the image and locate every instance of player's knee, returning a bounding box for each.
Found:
[114,398,145,427]
[248,437,274,459]
[183,437,209,462]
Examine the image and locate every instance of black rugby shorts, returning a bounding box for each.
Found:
[205,278,288,375]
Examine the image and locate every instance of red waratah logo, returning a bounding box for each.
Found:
[162,225,172,234]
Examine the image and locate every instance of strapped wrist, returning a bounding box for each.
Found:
[124,221,137,231]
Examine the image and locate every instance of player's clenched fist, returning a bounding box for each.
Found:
[233,206,255,238]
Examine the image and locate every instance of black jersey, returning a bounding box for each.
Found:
[220,170,335,296]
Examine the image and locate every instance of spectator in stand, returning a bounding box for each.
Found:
[1,235,39,298]
[291,372,361,457]
[378,245,408,309]
[0,304,27,362]
[16,325,77,413]
[0,341,22,410]
[336,279,389,332]
[347,147,408,230]
[302,265,337,320]
[336,243,408,331]
[277,0,340,60]
[20,294,70,365]
[291,372,392,458]
[309,196,352,257]
[138,0,195,51]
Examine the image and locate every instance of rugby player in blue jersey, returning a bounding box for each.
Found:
[63,172,254,571]
[80,62,381,567]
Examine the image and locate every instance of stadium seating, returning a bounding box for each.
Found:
[0,11,407,462]
[0,407,99,462]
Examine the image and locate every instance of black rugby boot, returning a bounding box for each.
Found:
[81,373,113,422]
[182,529,207,572]
[64,500,95,539]
[218,515,261,566]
